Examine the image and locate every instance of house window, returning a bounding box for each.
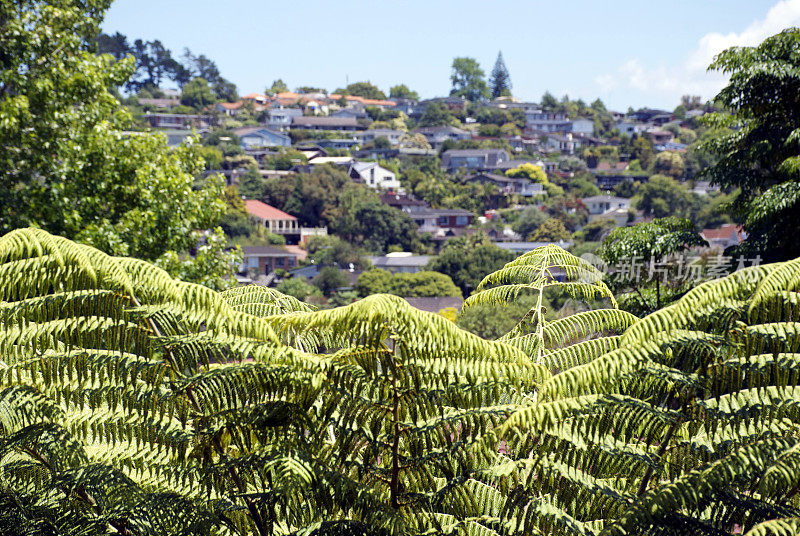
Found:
[438,216,449,227]
[276,257,285,268]
[455,216,469,226]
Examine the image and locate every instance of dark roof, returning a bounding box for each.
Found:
[241,246,297,257]
[409,208,474,217]
[442,149,507,157]
[404,296,464,313]
[292,116,361,128]
[379,192,428,207]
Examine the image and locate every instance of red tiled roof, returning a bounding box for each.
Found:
[244,200,297,221]
[218,101,242,110]
[701,224,742,240]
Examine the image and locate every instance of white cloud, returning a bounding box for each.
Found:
[594,0,800,106]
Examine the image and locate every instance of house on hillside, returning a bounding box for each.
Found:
[356,129,404,146]
[216,102,243,116]
[244,200,301,243]
[145,113,213,130]
[348,161,401,190]
[647,130,675,145]
[412,126,471,147]
[239,246,298,275]
[315,138,360,150]
[233,127,290,149]
[267,108,303,130]
[581,195,632,223]
[628,109,672,122]
[570,118,594,136]
[291,116,364,131]
[368,253,432,274]
[464,173,544,197]
[618,121,647,136]
[525,111,570,132]
[701,224,746,249]
[538,132,581,154]
[410,208,474,234]
[380,192,428,213]
[330,107,369,120]
[441,149,510,171]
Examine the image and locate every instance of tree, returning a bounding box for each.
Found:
[506,163,548,184]
[653,150,684,178]
[635,174,692,218]
[335,81,386,100]
[0,2,233,287]
[540,91,558,111]
[334,190,422,253]
[307,235,369,269]
[489,51,512,98]
[267,78,289,94]
[356,269,461,298]
[276,276,323,302]
[427,233,513,295]
[180,77,217,108]
[449,57,490,102]
[630,135,655,169]
[389,84,419,100]
[312,266,349,296]
[700,27,800,262]
[529,218,570,242]
[598,216,707,314]
[417,101,456,127]
[238,165,265,200]
[512,206,549,239]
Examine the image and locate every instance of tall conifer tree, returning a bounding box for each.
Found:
[489,51,512,98]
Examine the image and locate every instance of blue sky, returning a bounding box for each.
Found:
[102,0,800,111]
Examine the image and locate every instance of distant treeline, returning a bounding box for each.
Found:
[94,32,237,99]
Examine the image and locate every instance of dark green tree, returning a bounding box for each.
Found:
[312,266,349,296]
[449,57,489,102]
[180,77,217,108]
[598,216,707,314]
[540,91,558,111]
[417,102,456,127]
[267,78,289,94]
[238,165,265,200]
[489,51,512,98]
[335,81,386,100]
[427,233,513,295]
[389,84,419,100]
[700,27,800,262]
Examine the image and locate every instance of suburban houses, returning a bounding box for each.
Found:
[127,78,728,302]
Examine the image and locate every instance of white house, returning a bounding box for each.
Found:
[525,111,570,132]
[570,118,594,136]
[581,195,631,222]
[348,161,401,190]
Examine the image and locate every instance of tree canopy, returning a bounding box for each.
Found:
[450,57,490,102]
[334,81,387,100]
[700,27,800,262]
[389,84,419,100]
